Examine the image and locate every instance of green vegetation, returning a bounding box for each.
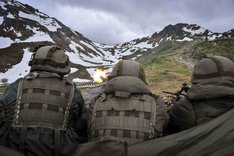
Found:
[0,87,6,95]
[192,39,234,60]
[139,42,192,95]
[138,39,234,96]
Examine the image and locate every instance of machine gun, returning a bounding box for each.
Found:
[77,81,106,109]
[162,83,190,106]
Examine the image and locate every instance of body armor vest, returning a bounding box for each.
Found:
[92,92,157,145]
[91,77,157,145]
[13,72,74,130]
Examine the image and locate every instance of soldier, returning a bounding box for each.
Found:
[90,60,168,145]
[0,45,85,156]
[168,56,234,133]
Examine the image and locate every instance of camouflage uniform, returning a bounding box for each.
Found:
[91,60,168,145]
[0,45,85,156]
[169,56,234,133]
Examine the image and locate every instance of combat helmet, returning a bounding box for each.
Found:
[191,56,234,84]
[109,60,147,83]
[29,45,71,75]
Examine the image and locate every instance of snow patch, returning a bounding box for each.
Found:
[183,26,206,35]
[0,2,7,10]
[7,13,14,19]
[15,31,22,37]
[176,37,193,42]
[69,41,85,51]
[94,42,115,49]
[35,11,49,18]
[66,40,119,67]
[18,26,54,42]
[208,31,213,35]
[70,68,78,73]
[66,51,97,67]
[207,34,222,41]
[19,11,61,32]
[0,16,3,25]
[134,42,153,49]
[166,36,172,41]
[80,41,102,56]
[0,37,13,48]
[154,42,159,47]
[87,68,96,77]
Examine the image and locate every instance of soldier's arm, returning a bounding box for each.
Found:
[69,88,84,126]
[69,88,88,142]
[0,101,3,122]
[0,79,19,123]
[168,97,195,134]
[154,95,169,135]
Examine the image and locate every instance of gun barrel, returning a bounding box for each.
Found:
[162,91,177,96]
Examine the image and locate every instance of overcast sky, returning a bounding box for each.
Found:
[18,0,234,44]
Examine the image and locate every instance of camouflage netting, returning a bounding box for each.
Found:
[0,145,24,156]
[128,108,234,156]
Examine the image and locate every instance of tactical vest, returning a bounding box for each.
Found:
[91,76,157,145]
[12,72,74,130]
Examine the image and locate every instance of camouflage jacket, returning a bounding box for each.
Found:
[168,79,234,134]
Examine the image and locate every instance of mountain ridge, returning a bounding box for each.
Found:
[0,0,233,84]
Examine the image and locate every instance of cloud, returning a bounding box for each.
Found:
[54,6,143,44]
[18,0,234,44]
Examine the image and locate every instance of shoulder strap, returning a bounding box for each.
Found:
[12,79,24,127]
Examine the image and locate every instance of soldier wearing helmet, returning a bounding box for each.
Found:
[168,56,234,133]
[90,60,168,145]
[0,45,85,156]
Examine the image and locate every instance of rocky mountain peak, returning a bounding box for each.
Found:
[151,23,211,41]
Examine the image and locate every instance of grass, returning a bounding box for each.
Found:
[0,87,6,95]
[137,40,203,101]
[139,38,234,96]
[139,50,192,96]
[192,39,234,60]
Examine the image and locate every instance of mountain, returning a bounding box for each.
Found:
[138,34,234,95]
[0,0,233,85]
